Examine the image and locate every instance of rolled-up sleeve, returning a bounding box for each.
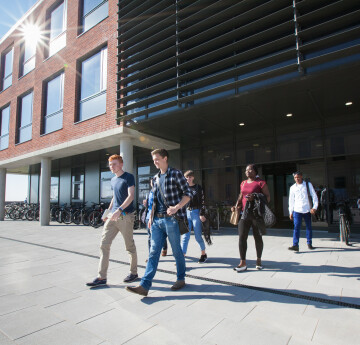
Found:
[176,171,193,199]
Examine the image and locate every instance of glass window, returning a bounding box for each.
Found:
[2,49,13,90]
[100,170,113,200]
[18,92,33,143]
[21,40,36,76]
[50,175,59,203]
[71,168,84,202]
[82,0,108,33]
[49,1,67,56]
[44,73,64,134]
[79,47,107,121]
[0,105,10,150]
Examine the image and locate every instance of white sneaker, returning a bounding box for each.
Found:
[234,265,247,272]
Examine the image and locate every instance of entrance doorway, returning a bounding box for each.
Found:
[263,163,297,220]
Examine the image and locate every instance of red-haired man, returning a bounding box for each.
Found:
[86,154,138,286]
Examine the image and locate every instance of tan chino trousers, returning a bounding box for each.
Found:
[98,213,137,279]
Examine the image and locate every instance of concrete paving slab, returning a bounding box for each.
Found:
[0,331,17,345]
[312,315,359,345]
[124,323,217,345]
[287,335,326,345]
[46,296,114,324]
[16,321,105,345]
[19,286,79,307]
[0,222,359,345]
[202,317,291,345]
[0,306,64,340]
[0,294,35,316]
[244,305,318,341]
[78,308,155,344]
[147,304,223,340]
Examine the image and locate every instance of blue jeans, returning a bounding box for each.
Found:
[293,211,312,246]
[141,217,186,290]
[181,209,206,254]
[146,223,167,253]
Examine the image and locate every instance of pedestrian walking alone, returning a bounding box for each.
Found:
[288,172,318,251]
[232,164,270,272]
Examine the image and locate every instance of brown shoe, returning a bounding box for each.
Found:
[171,280,185,291]
[126,285,148,296]
[161,250,167,256]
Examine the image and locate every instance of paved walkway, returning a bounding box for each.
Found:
[0,221,359,345]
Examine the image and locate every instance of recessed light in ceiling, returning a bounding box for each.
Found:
[239,123,245,126]
[286,113,293,117]
[345,101,353,106]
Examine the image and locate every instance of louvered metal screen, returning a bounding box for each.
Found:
[117,0,360,122]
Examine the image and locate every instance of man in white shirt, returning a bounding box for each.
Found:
[288,172,318,251]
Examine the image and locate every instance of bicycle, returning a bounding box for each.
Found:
[337,201,351,245]
[88,202,109,228]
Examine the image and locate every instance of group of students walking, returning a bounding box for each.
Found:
[86,148,319,297]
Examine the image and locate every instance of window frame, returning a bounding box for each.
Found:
[19,39,36,77]
[43,71,64,135]
[81,0,108,33]
[1,47,13,91]
[0,104,10,150]
[71,167,85,203]
[17,90,33,144]
[78,45,107,122]
[50,173,60,204]
[48,0,67,57]
[100,166,113,201]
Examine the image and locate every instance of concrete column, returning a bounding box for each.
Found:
[120,137,134,174]
[0,169,6,221]
[40,158,51,226]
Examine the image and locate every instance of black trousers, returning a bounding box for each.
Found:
[238,218,263,260]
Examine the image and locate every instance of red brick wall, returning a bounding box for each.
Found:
[0,0,119,161]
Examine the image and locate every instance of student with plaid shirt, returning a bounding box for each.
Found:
[126,149,192,296]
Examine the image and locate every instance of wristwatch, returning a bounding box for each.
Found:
[118,207,126,216]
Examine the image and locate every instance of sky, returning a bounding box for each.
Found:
[1,0,38,201]
[0,0,38,39]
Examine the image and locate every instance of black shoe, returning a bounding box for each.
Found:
[86,277,107,287]
[198,254,207,263]
[307,244,315,250]
[288,245,299,252]
[123,273,138,283]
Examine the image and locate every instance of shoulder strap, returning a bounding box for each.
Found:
[156,177,170,208]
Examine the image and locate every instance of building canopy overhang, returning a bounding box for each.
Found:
[122,61,360,145]
[1,127,179,173]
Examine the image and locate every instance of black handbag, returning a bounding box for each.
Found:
[263,204,276,228]
[156,177,189,235]
[175,216,190,235]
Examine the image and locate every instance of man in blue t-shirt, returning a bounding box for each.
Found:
[86,154,138,287]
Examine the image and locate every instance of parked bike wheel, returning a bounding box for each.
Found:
[72,210,82,225]
[25,209,34,221]
[35,209,39,221]
[62,211,72,224]
[89,211,103,228]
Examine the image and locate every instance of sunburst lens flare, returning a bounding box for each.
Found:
[20,23,46,48]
